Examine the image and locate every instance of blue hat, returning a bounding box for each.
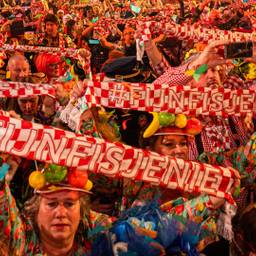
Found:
[102,56,154,83]
[102,56,137,76]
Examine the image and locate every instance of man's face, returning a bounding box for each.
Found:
[152,134,189,160]
[45,21,58,37]
[17,95,39,117]
[37,191,81,242]
[9,59,30,82]
[190,67,220,88]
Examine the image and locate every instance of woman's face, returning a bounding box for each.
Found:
[46,61,63,79]
[37,191,81,243]
[152,134,189,160]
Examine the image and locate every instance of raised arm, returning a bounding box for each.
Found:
[144,39,170,75]
[0,155,26,255]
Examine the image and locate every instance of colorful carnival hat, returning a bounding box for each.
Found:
[29,164,93,194]
[143,112,202,138]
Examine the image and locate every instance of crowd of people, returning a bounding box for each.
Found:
[0,0,256,255]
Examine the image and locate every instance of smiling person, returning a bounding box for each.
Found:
[144,125,191,202]
[39,13,75,48]
[100,26,137,56]
[149,126,189,159]
[121,113,226,211]
[117,113,241,255]
[35,52,65,82]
